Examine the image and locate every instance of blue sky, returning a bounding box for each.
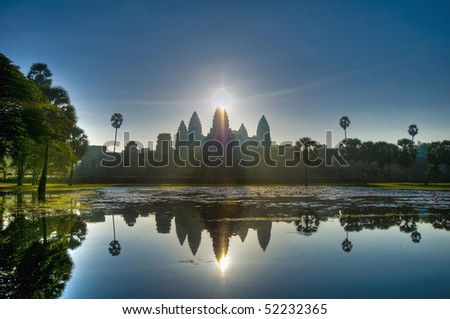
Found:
[1,0,449,149]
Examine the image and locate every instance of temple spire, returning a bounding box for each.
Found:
[188,111,203,141]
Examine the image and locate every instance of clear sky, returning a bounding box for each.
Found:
[1,0,449,149]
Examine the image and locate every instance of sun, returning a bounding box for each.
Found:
[212,89,233,109]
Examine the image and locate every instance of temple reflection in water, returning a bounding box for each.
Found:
[117,205,274,262]
[102,203,450,263]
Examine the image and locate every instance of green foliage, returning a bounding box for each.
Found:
[0,54,47,158]
[359,141,375,164]
[342,138,361,162]
[408,124,418,141]
[110,113,123,129]
[339,116,351,138]
[372,141,398,169]
[427,165,441,179]
[70,126,89,161]
[426,141,442,166]
[397,138,417,169]
[27,63,53,87]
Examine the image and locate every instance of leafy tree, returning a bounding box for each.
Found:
[27,63,53,87]
[12,241,73,298]
[339,116,351,139]
[372,141,398,173]
[426,142,441,166]
[440,140,450,178]
[426,141,442,180]
[48,140,73,177]
[0,156,11,180]
[359,141,376,170]
[111,113,123,153]
[0,54,48,185]
[408,124,418,142]
[36,98,75,199]
[68,126,89,185]
[397,138,417,179]
[27,63,78,199]
[341,138,361,162]
[22,140,45,185]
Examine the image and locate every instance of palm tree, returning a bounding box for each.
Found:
[339,116,351,139]
[408,124,418,142]
[27,63,53,87]
[110,113,123,153]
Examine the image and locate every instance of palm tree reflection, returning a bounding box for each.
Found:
[295,214,319,236]
[109,214,121,256]
[399,216,422,243]
[341,231,353,253]
[411,230,421,243]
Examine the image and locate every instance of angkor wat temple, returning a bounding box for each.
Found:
[74,107,343,183]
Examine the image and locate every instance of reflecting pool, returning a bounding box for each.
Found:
[1,186,450,298]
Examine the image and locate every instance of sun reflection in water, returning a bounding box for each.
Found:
[218,255,230,274]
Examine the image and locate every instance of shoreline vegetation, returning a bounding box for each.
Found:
[1,182,450,194]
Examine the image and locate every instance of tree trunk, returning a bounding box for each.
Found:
[31,168,39,186]
[17,158,24,186]
[38,143,49,201]
[68,162,74,186]
[113,127,118,153]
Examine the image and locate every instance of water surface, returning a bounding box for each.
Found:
[1,186,449,298]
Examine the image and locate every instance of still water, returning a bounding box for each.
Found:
[1,186,450,298]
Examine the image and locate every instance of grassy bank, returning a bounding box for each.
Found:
[0,183,116,193]
[2,182,450,193]
[366,182,450,190]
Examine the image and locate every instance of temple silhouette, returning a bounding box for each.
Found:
[74,107,340,183]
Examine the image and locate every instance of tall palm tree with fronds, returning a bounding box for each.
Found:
[339,116,351,139]
[27,63,53,87]
[110,113,123,153]
[408,124,418,142]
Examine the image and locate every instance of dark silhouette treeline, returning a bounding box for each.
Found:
[74,109,450,184]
